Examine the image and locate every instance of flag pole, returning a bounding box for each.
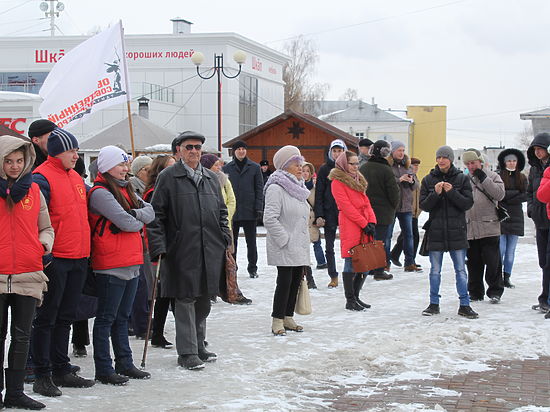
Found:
[118,20,136,158]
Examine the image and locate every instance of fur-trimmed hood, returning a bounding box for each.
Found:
[497,148,526,172]
[328,168,367,193]
[387,154,411,169]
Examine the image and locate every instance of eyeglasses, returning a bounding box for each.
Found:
[183,144,202,151]
[348,162,359,166]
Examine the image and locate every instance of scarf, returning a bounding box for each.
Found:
[305,179,314,190]
[234,156,247,172]
[0,172,33,204]
[264,170,310,202]
[335,152,360,183]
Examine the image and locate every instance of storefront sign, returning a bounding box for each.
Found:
[0,118,26,134]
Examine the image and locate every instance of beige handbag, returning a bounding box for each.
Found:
[295,271,312,315]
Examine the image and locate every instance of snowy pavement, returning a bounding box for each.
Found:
[30,215,550,411]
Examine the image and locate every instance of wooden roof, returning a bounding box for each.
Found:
[0,124,28,139]
[223,109,358,148]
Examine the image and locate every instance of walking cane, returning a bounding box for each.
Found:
[141,255,162,369]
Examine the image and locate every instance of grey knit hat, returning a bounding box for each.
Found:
[436,145,455,162]
[391,140,405,153]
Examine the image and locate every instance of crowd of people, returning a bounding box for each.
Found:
[1,118,549,408]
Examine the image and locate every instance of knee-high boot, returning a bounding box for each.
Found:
[4,369,45,410]
[343,272,364,311]
[353,273,371,308]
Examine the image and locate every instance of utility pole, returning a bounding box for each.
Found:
[39,0,65,36]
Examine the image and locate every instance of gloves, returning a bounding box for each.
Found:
[473,168,487,183]
[362,223,376,236]
[256,210,264,221]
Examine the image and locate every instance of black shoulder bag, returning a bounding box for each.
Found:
[469,177,510,222]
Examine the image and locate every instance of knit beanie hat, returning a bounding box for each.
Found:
[28,119,57,138]
[232,140,247,152]
[371,140,391,158]
[436,145,455,162]
[391,140,405,153]
[97,145,130,174]
[503,154,517,163]
[462,148,483,164]
[47,128,79,157]
[273,145,303,170]
[130,155,153,175]
[200,153,219,170]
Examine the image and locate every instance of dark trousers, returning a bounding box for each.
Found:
[232,220,258,274]
[391,217,420,264]
[372,224,389,275]
[467,236,504,299]
[0,294,37,387]
[323,226,338,279]
[271,266,302,319]
[93,274,139,376]
[536,228,550,306]
[152,281,173,338]
[32,257,87,378]
[130,266,149,337]
[71,320,89,347]
[174,296,211,356]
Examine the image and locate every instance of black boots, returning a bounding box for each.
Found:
[343,272,364,311]
[304,266,317,289]
[353,273,371,309]
[503,272,515,288]
[4,369,45,410]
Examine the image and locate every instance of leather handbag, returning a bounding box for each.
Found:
[220,249,239,303]
[295,270,312,315]
[348,235,387,272]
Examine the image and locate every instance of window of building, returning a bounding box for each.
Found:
[0,72,48,94]
[141,82,175,103]
[239,74,258,135]
[355,132,364,139]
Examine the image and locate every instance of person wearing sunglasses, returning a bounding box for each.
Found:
[147,131,231,370]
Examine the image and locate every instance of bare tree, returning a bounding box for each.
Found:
[517,124,533,149]
[282,36,328,112]
[340,88,359,101]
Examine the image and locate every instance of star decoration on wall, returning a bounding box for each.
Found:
[287,121,305,139]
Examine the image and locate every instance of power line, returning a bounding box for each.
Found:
[0,0,33,17]
[162,79,203,127]
[266,0,469,44]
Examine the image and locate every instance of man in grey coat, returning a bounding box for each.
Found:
[463,148,505,303]
[147,131,231,370]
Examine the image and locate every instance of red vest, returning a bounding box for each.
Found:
[0,183,44,274]
[88,177,143,271]
[33,156,90,259]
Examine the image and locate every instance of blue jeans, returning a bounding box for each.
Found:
[312,239,327,266]
[387,212,414,266]
[93,274,139,376]
[499,234,518,275]
[428,249,469,306]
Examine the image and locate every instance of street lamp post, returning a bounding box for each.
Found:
[191,50,247,156]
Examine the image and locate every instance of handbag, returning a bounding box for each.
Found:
[295,272,312,315]
[469,176,510,222]
[220,249,239,303]
[418,219,432,257]
[348,234,387,273]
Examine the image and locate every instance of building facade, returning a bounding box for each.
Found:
[0,19,289,156]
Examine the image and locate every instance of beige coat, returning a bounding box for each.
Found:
[466,168,505,240]
[307,186,321,242]
[0,136,53,303]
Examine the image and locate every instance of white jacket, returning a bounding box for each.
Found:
[264,184,311,267]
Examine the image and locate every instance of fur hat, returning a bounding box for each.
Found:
[200,153,219,170]
[436,145,455,162]
[260,160,269,167]
[130,155,153,176]
[462,148,483,164]
[97,145,130,174]
[28,119,57,138]
[273,145,302,170]
[410,157,421,165]
[47,128,79,157]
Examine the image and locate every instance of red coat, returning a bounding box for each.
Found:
[34,156,90,259]
[0,183,44,274]
[329,169,377,257]
[536,166,550,219]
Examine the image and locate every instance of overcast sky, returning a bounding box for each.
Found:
[1,0,548,148]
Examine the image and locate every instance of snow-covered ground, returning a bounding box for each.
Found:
[29,215,550,411]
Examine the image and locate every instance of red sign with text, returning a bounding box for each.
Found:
[0,118,26,134]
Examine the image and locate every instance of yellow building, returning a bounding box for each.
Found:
[406,106,447,179]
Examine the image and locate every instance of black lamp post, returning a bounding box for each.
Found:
[191,50,247,155]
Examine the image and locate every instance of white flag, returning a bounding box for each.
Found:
[39,21,130,130]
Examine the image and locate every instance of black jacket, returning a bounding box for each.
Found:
[314,159,339,228]
[497,148,528,236]
[223,158,264,221]
[32,142,47,171]
[527,133,550,229]
[147,161,231,299]
[420,165,474,251]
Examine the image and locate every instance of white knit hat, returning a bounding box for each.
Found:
[130,155,153,175]
[98,145,129,174]
[273,145,302,170]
